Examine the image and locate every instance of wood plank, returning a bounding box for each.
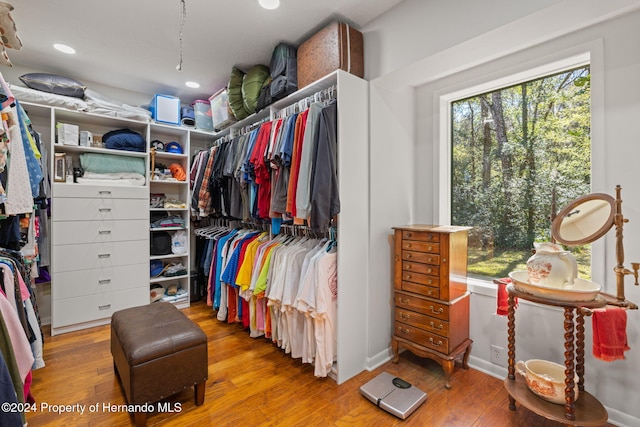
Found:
[25,301,614,426]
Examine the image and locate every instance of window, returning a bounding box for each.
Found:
[450,65,591,280]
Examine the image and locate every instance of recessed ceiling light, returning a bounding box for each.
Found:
[53,43,76,54]
[258,0,280,10]
[185,81,200,88]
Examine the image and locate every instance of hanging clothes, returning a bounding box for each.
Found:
[309,100,339,231]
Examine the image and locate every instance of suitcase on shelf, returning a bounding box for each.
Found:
[297,21,364,88]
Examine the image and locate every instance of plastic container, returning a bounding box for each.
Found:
[150,94,180,125]
[209,88,236,131]
[192,100,214,131]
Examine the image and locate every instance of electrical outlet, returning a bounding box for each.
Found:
[490,344,507,367]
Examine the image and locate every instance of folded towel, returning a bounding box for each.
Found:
[494,278,518,315]
[592,307,630,361]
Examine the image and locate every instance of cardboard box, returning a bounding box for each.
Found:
[150,94,180,125]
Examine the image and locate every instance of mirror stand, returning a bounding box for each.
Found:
[551,185,638,309]
[609,185,638,309]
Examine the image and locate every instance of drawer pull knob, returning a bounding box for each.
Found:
[98,190,112,195]
[427,290,433,296]
[400,312,411,320]
[427,280,432,285]
[98,304,111,310]
[98,279,111,284]
[427,246,433,251]
[429,337,443,346]
[405,232,412,238]
[404,274,412,280]
[430,306,444,314]
[397,326,410,334]
[429,321,443,330]
[98,253,111,259]
[406,264,411,270]
[99,230,112,235]
[427,235,433,240]
[99,208,112,212]
[404,243,411,249]
[400,298,410,304]
[405,254,411,259]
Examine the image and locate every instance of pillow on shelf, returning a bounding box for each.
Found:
[19,73,87,98]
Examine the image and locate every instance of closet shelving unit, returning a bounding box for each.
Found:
[190,70,369,384]
[28,105,151,335]
[19,71,369,387]
[149,123,192,308]
[18,101,219,333]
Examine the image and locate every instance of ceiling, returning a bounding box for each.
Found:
[6,0,403,104]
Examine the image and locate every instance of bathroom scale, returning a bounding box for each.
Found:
[359,371,427,419]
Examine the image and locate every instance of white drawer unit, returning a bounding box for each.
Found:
[53,183,148,199]
[52,219,148,245]
[52,197,148,221]
[52,239,148,272]
[51,182,149,335]
[52,285,149,329]
[52,263,148,299]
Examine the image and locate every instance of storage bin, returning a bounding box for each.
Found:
[192,100,214,131]
[209,88,235,131]
[150,94,180,125]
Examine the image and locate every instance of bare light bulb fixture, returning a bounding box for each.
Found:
[258,0,280,10]
[176,0,186,71]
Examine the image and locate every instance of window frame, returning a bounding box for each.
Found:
[435,45,607,286]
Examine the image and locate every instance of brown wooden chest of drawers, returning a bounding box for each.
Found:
[391,225,473,389]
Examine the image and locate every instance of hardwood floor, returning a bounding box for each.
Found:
[25,301,612,427]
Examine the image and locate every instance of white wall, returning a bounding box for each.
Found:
[365,0,640,425]
[2,64,153,107]
[363,0,562,81]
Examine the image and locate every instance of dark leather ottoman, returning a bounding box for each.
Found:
[111,302,208,426]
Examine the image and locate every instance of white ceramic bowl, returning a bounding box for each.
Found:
[516,359,579,404]
[509,270,601,302]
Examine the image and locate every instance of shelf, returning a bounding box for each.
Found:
[150,274,189,284]
[149,179,186,185]
[150,253,188,260]
[53,143,147,158]
[150,227,186,232]
[504,376,607,426]
[150,208,188,212]
[153,151,188,160]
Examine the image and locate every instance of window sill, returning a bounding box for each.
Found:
[467,276,498,297]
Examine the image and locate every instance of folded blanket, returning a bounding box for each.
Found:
[592,307,630,361]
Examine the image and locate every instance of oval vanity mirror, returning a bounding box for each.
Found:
[551,193,616,246]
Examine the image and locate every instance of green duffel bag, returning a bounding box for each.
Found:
[241,64,270,115]
[228,67,250,121]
